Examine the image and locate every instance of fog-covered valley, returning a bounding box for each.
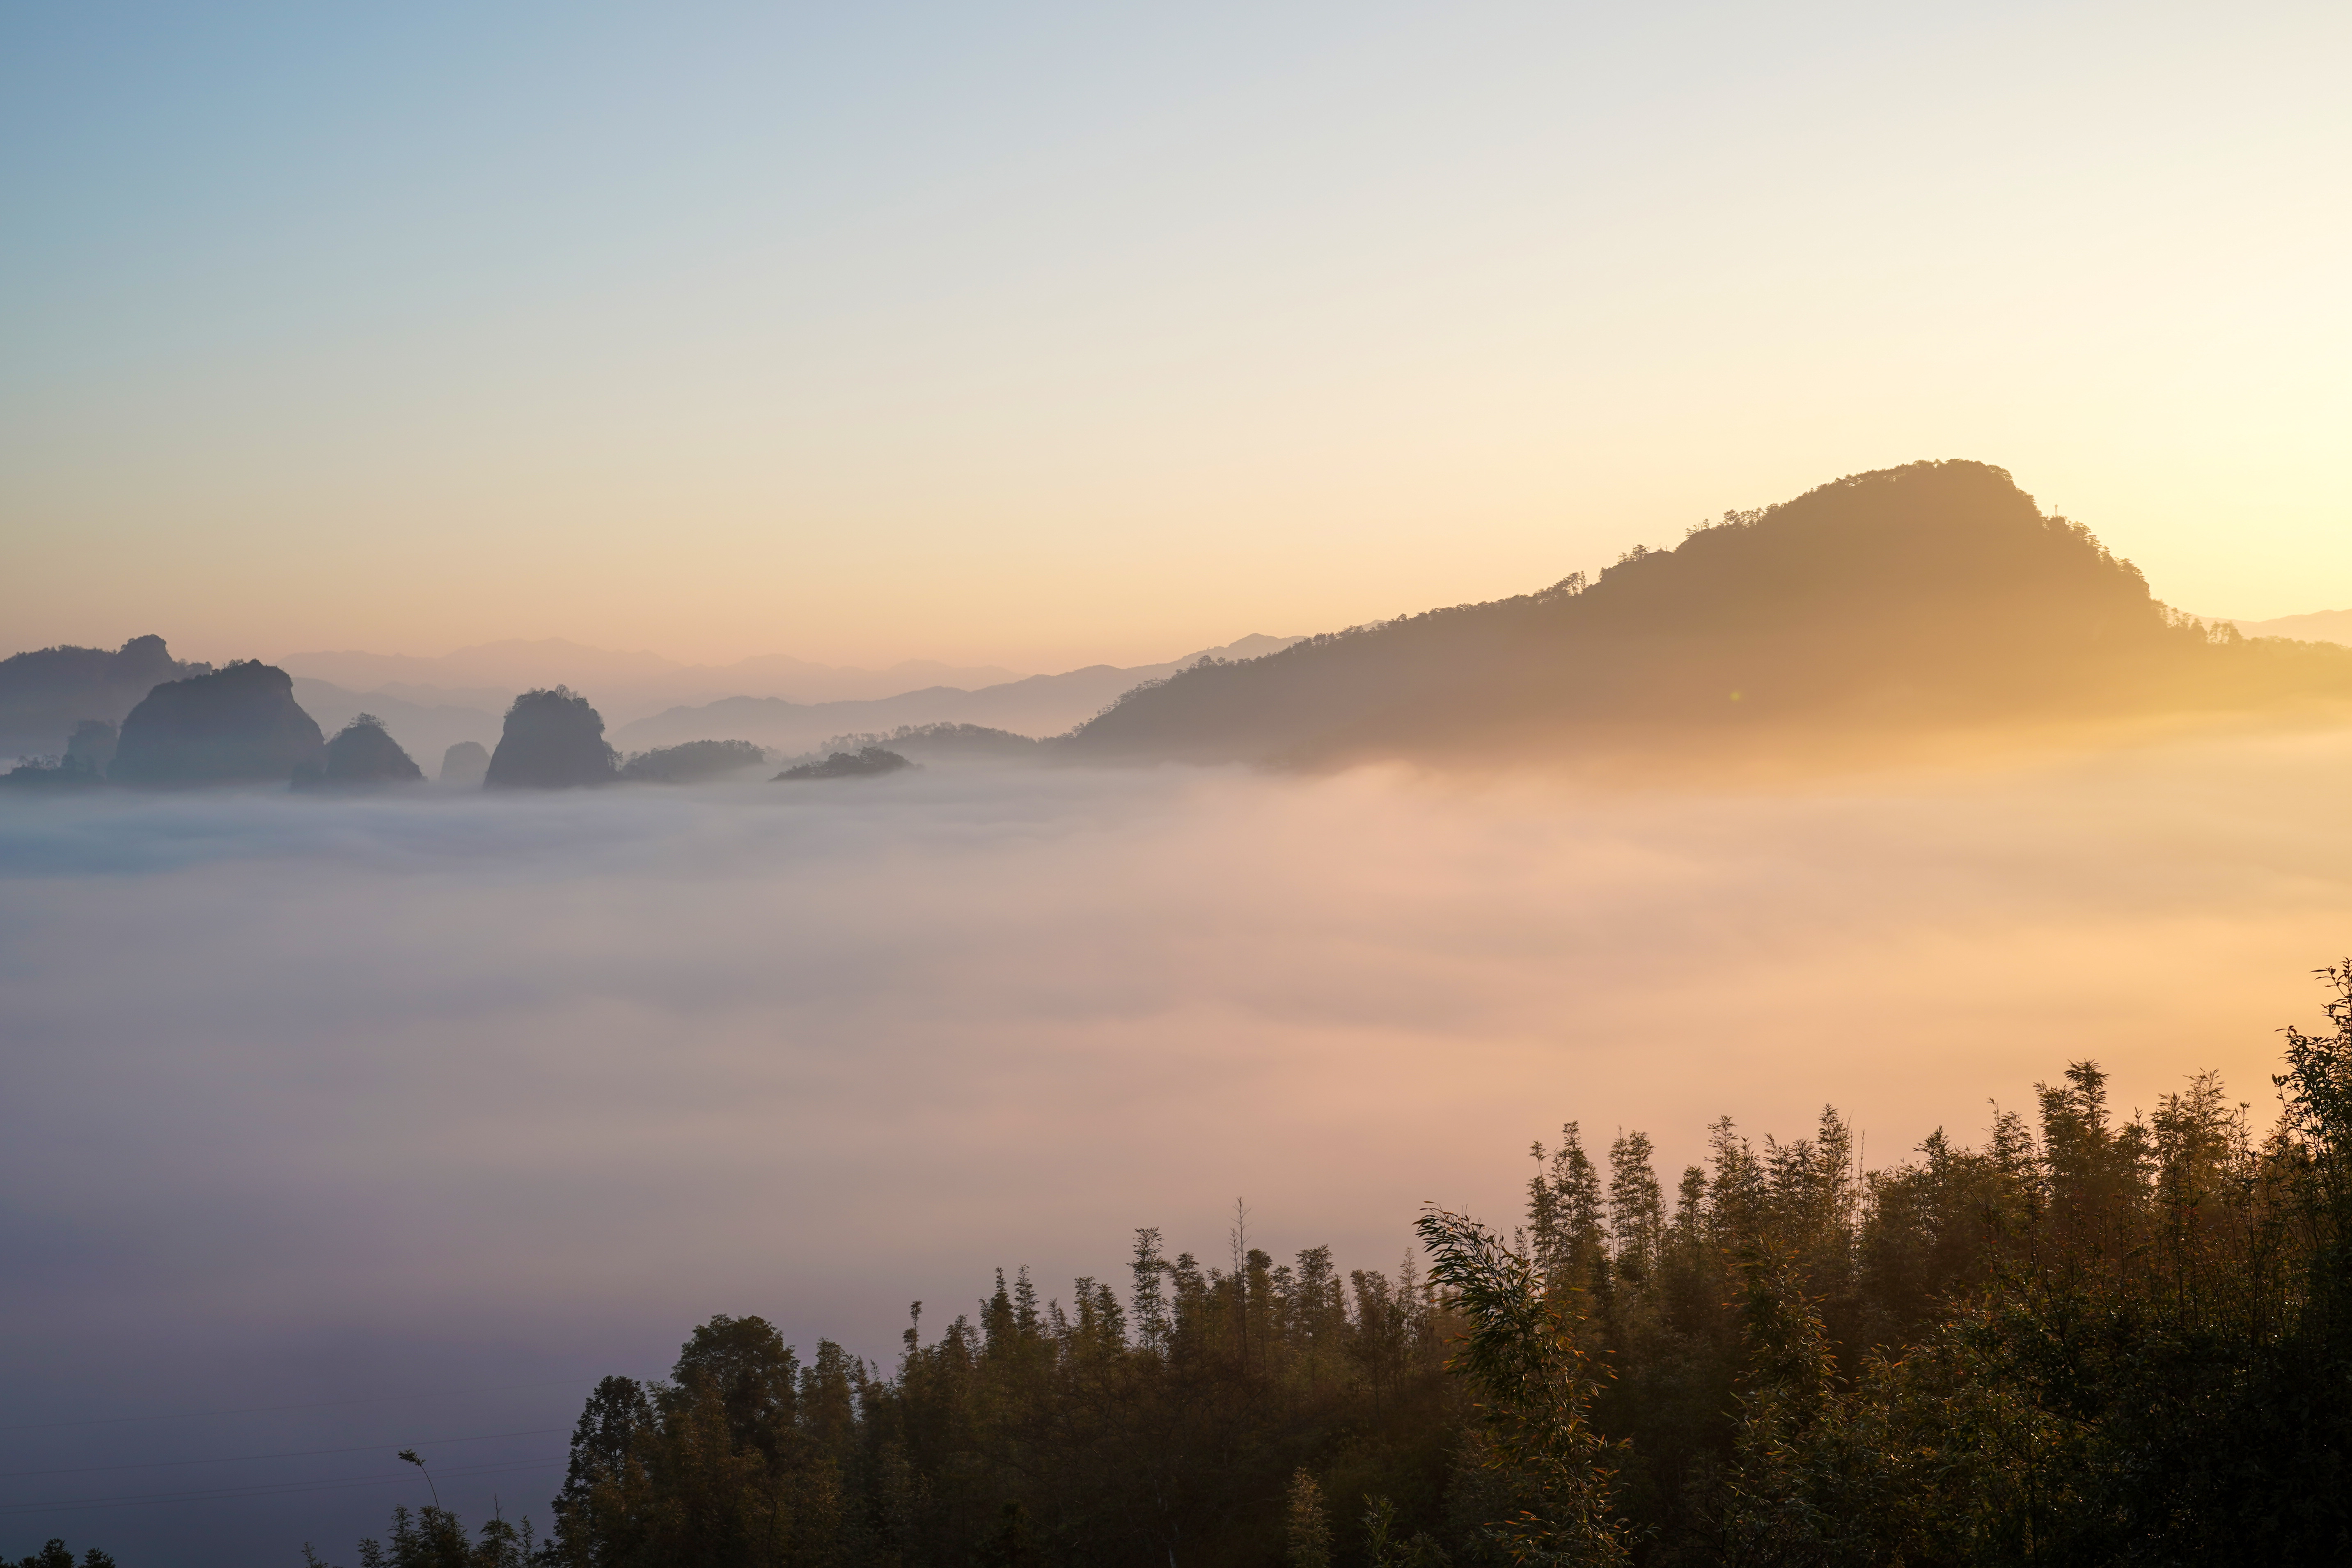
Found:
[7,732,2352,1562]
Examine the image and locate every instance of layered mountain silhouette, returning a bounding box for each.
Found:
[0,635,209,759]
[110,662,327,786]
[611,636,1298,754]
[290,679,500,773]
[1059,461,2352,767]
[438,740,491,788]
[271,637,1299,763]
[14,463,2349,788]
[277,639,1030,716]
[2234,607,2352,646]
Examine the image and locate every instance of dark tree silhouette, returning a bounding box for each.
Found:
[305,970,2352,1566]
[619,738,768,783]
[773,746,911,781]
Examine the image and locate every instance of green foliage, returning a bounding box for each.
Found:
[7,1544,114,1568]
[1415,1208,1628,1566]
[309,1503,534,1568]
[1284,1471,1331,1568]
[508,1233,1456,1566]
[307,970,2352,1565]
[1436,971,2352,1568]
[1361,1493,1450,1568]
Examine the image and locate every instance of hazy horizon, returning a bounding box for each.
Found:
[44,598,2352,692]
[18,521,2350,685]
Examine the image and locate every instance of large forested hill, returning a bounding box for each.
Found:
[0,634,208,759]
[1061,461,2352,766]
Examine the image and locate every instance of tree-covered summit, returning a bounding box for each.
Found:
[1065,461,2352,766]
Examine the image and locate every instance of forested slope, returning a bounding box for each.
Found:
[1062,461,2352,766]
[316,966,2352,1567]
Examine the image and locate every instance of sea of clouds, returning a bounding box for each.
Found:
[6,736,2352,1562]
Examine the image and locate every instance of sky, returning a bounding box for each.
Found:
[4,1,2348,672]
[8,733,2352,1560]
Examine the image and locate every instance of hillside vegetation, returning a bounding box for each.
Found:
[1064,462,2352,767]
[312,965,2352,1567]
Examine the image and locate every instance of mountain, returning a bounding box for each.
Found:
[280,638,682,697]
[292,716,426,791]
[287,679,501,775]
[438,740,491,788]
[608,636,1299,754]
[0,635,209,759]
[1059,461,2352,767]
[484,688,619,789]
[2233,608,2352,646]
[110,662,327,787]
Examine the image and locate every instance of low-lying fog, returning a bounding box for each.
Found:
[7,734,2352,1562]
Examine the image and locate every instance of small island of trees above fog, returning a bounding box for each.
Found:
[11,458,2352,795]
[775,745,913,781]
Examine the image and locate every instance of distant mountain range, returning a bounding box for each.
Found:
[13,462,2352,779]
[607,636,1297,755]
[0,632,1300,768]
[273,639,1035,724]
[286,678,510,774]
[2232,609,2352,646]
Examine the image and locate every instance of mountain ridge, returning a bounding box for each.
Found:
[607,635,1298,754]
[1057,461,2352,768]
[2231,608,2352,646]
[277,638,1029,717]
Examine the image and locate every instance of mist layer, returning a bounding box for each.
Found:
[4,739,2351,1558]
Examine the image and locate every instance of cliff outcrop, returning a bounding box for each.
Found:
[483,688,618,789]
[109,662,326,786]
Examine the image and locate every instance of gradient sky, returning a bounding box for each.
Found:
[4,1,2347,670]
